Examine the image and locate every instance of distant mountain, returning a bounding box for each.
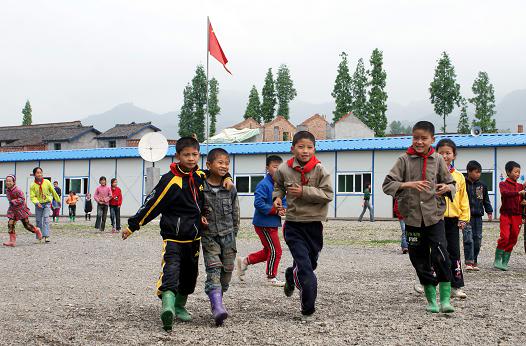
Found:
[496,89,526,131]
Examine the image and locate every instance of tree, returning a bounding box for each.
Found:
[429,52,461,133]
[178,83,194,138]
[208,78,220,136]
[191,65,207,141]
[457,98,470,134]
[389,120,412,135]
[260,68,277,123]
[22,100,32,126]
[470,71,497,133]
[275,64,297,119]
[351,58,368,123]
[331,52,353,122]
[367,48,388,136]
[244,85,262,123]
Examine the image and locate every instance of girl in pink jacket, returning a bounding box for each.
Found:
[93,176,112,232]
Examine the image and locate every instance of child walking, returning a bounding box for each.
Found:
[273,131,334,319]
[110,178,122,234]
[66,191,79,222]
[52,181,62,223]
[30,167,60,243]
[436,139,470,299]
[358,184,374,222]
[84,193,93,220]
[383,121,456,313]
[3,175,42,246]
[494,161,526,271]
[201,148,240,326]
[237,155,287,286]
[464,160,493,271]
[122,137,206,332]
[94,176,112,232]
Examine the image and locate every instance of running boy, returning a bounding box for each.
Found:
[383,121,456,313]
[122,137,206,332]
[436,139,470,299]
[273,131,334,319]
[3,175,42,246]
[494,161,526,271]
[201,148,240,326]
[237,155,286,287]
[465,160,493,271]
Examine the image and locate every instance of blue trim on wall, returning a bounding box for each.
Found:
[494,147,498,219]
[114,159,118,179]
[371,150,375,208]
[334,151,338,218]
[61,160,65,216]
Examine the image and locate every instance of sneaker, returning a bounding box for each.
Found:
[300,313,315,322]
[472,264,480,271]
[235,257,248,281]
[402,248,408,254]
[413,283,424,294]
[451,288,467,299]
[268,277,285,287]
[284,281,295,297]
[465,264,474,271]
[44,237,51,243]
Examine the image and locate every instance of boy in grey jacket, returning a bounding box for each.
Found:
[202,148,240,326]
[273,131,334,319]
[383,121,456,314]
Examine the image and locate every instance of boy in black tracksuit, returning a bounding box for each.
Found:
[464,160,493,270]
[122,137,206,332]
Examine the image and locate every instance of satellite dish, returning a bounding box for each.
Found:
[470,126,482,137]
[138,132,169,163]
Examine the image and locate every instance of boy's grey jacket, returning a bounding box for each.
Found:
[272,159,334,222]
[382,151,456,228]
[203,181,240,236]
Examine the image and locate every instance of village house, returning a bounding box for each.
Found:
[96,122,161,148]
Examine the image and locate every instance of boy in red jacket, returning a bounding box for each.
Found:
[494,161,526,270]
[110,178,123,234]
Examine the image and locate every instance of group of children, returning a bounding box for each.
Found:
[384,120,526,313]
[122,132,333,331]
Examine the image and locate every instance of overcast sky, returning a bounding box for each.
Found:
[1,0,525,125]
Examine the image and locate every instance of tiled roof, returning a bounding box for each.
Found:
[0,122,100,147]
[1,133,525,162]
[300,114,328,126]
[96,122,160,139]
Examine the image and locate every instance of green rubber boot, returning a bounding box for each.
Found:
[423,285,439,313]
[160,291,176,331]
[501,251,511,271]
[494,248,505,270]
[439,282,454,313]
[174,293,192,322]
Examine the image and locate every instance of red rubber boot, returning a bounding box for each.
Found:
[34,227,43,241]
[3,233,16,247]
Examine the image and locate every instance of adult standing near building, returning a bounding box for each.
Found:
[358,184,374,222]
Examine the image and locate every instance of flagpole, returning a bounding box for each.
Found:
[205,16,210,156]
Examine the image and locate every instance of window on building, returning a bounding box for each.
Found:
[235,175,265,194]
[337,173,372,193]
[109,140,117,148]
[54,143,62,150]
[461,171,494,193]
[65,177,89,195]
[273,126,279,141]
[283,132,290,141]
[0,179,5,195]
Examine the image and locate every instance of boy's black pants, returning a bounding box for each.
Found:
[406,220,451,286]
[283,221,323,315]
[156,239,200,298]
[444,217,464,289]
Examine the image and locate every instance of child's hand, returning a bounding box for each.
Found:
[287,184,303,198]
[273,198,283,210]
[488,213,493,221]
[519,190,526,196]
[201,216,209,227]
[278,209,286,217]
[521,200,526,206]
[458,221,467,230]
[435,183,450,196]
[402,181,431,191]
[122,228,132,240]
[223,178,234,191]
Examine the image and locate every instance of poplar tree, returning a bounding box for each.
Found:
[275,64,297,119]
[331,52,353,122]
[470,71,497,133]
[367,49,388,136]
[244,85,262,123]
[260,68,277,123]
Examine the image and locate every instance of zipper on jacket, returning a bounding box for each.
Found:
[176,217,181,236]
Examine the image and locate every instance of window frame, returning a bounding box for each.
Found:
[64,176,89,196]
[109,140,117,148]
[337,172,372,194]
[234,174,265,195]
[0,178,5,196]
[53,143,62,150]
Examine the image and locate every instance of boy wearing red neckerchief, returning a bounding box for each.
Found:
[272,131,333,320]
[383,121,457,314]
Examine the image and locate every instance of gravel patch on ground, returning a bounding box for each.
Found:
[1,219,526,345]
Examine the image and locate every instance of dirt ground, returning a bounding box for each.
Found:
[1,218,526,345]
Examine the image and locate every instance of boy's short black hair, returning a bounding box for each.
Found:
[176,137,200,154]
[266,155,283,166]
[99,176,106,182]
[111,178,117,184]
[32,167,42,175]
[505,161,520,174]
[53,180,59,184]
[412,121,435,136]
[466,160,482,172]
[207,148,229,163]
[436,138,457,155]
[292,131,316,146]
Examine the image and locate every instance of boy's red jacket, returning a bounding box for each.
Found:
[499,178,524,215]
[110,186,123,207]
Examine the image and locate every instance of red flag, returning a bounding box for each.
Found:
[208,21,231,74]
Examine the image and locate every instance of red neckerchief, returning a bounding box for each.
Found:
[34,178,44,198]
[287,155,321,185]
[170,163,199,206]
[406,146,435,180]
